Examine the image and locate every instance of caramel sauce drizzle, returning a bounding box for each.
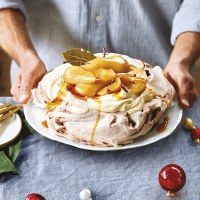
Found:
[42,120,48,128]
[155,95,170,105]
[43,84,67,125]
[45,83,68,112]
[46,98,63,112]
[91,101,101,145]
[156,116,170,133]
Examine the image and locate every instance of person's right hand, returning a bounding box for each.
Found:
[0,9,46,104]
[11,54,46,104]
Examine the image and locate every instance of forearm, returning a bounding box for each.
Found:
[0,8,46,103]
[168,32,200,68]
[164,32,199,108]
[0,8,38,66]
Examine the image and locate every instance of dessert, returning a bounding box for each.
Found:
[32,49,175,147]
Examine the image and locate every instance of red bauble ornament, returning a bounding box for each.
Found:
[25,193,46,200]
[190,128,200,144]
[158,164,186,198]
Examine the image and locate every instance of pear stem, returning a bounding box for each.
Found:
[103,48,106,57]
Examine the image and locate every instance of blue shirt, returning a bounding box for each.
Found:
[1,0,200,80]
[1,2,200,200]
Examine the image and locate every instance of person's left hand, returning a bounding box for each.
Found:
[163,62,198,109]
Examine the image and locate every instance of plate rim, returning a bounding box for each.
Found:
[24,98,183,151]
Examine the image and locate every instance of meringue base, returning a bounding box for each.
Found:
[47,98,168,147]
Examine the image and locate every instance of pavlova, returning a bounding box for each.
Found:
[32,49,174,147]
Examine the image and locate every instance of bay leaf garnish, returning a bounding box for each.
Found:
[0,151,17,174]
[63,48,96,66]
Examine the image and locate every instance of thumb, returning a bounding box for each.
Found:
[19,74,32,104]
[178,82,190,108]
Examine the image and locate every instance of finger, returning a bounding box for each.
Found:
[188,85,198,107]
[163,70,178,92]
[18,72,33,104]
[188,92,197,107]
[11,84,20,102]
[12,96,18,102]
[10,72,21,102]
[177,79,190,109]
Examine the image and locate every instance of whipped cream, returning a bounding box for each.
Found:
[32,54,174,114]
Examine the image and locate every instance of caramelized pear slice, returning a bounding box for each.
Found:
[96,68,116,82]
[107,77,121,93]
[82,55,130,73]
[97,86,108,96]
[132,68,146,79]
[120,76,133,86]
[75,82,108,97]
[64,66,95,84]
[130,78,146,95]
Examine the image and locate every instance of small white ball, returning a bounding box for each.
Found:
[79,188,92,200]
